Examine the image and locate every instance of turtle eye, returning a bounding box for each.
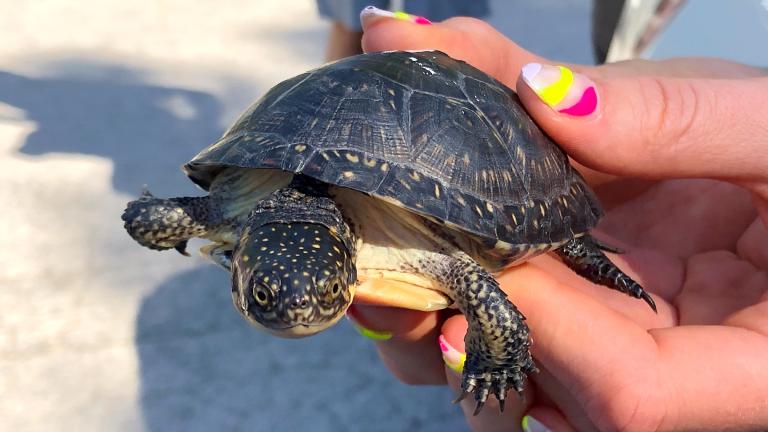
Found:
[319,277,344,304]
[252,285,273,308]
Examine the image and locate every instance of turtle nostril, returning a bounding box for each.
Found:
[290,294,309,309]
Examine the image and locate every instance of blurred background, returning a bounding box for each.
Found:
[1,0,765,431]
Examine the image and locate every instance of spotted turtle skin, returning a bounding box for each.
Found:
[184,50,602,250]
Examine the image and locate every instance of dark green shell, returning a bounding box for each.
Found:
[184,51,602,246]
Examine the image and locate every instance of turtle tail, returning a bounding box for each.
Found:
[121,188,219,255]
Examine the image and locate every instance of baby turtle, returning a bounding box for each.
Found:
[122,51,654,414]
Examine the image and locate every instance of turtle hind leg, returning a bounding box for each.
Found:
[555,235,657,312]
[122,189,221,254]
[410,252,536,414]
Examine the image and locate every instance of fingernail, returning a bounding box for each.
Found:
[521,63,598,116]
[522,415,551,432]
[360,5,432,27]
[346,312,392,340]
[438,334,466,373]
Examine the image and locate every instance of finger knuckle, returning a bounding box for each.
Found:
[643,76,713,161]
[443,16,492,31]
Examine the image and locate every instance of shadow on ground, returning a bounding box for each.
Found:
[0,60,222,196]
[137,266,464,432]
[0,58,463,431]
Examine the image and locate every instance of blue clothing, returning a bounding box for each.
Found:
[317,0,490,31]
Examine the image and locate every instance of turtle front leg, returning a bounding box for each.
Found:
[122,189,223,254]
[408,252,535,414]
[554,235,657,312]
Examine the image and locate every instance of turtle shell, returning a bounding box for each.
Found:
[184,51,602,246]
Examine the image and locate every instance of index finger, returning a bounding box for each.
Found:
[361,16,543,88]
[347,304,448,385]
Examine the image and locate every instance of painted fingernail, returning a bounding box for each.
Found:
[522,415,551,432]
[521,63,598,116]
[346,312,392,340]
[360,6,432,27]
[438,334,466,373]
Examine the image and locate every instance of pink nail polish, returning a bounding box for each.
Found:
[520,62,598,116]
[360,6,432,26]
[438,334,466,373]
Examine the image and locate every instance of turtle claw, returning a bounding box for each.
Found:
[472,400,486,416]
[556,236,657,313]
[618,275,657,312]
[641,290,657,313]
[452,392,467,404]
[452,383,474,404]
[174,240,190,256]
[457,367,530,415]
[494,372,508,413]
[140,185,154,199]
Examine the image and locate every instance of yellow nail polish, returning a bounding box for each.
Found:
[522,415,551,432]
[438,334,466,373]
[521,62,598,116]
[346,314,392,340]
[360,6,431,26]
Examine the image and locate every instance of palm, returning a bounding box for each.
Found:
[596,177,764,316]
[514,177,768,430]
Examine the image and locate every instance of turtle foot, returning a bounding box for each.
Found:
[556,235,657,312]
[454,352,536,415]
[122,194,213,253]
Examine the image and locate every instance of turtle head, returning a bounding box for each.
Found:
[231,222,356,338]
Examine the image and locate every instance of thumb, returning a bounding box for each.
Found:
[517,62,768,182]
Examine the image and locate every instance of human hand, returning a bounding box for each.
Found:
[347,9,768,432]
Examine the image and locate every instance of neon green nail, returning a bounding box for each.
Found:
[349,320,392,340]
[522,415,551,432]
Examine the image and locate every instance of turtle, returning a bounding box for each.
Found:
[122,50,655,414]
